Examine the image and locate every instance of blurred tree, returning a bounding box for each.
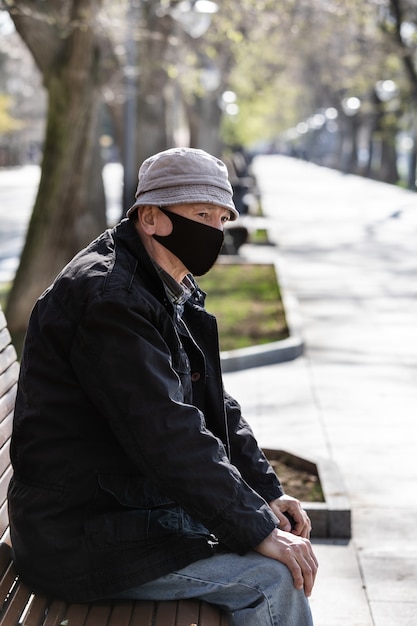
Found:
[380,0,417,189]
[219,0,407,184]
[4,0,118,341]
[219,1,295,149]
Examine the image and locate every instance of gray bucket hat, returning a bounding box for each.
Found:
[127,147,238,220]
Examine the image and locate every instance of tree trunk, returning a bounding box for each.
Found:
[5,0,106,342]
[121,0,171,215]
[407,115,417,190]
[380,134,399,184]
[189,95,223,157]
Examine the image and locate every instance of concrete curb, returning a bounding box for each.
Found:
[263,448,352,540]
[220,256,304,373]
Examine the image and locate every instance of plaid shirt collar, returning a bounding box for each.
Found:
[153,262,196,307]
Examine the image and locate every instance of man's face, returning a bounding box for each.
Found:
[151,203,231,277]
[135,202,233,279]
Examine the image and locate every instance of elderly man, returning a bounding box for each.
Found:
[8,147,317,625]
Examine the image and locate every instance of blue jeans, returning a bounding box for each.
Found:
[109,551,314,625]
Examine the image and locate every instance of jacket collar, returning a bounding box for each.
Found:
[113,218,172,312]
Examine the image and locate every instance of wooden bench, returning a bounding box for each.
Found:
[0,308,230,626]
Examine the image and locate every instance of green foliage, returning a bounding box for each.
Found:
[0,94,23,134]
[202,0,415,151]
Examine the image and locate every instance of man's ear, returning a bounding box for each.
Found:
[137,205,158,235]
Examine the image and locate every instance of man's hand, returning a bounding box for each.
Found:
[255,527,318,597]
[269,495,312,538]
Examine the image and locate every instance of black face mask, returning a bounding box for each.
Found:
[152,207,224,276]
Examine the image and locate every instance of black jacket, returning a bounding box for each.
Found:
[8,218,283,602]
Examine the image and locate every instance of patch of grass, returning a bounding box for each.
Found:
[251,228,270,245]
[198,263,288,352]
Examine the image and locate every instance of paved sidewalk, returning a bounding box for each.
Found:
[223,156,417,626]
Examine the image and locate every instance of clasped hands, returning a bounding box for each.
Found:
[255,495,318,597]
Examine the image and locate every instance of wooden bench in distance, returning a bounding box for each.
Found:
[0,308,230,626]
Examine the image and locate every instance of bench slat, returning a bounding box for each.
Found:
[39,600,67,626]
[200,601,228,625]
[0,348,17,379]
[154,600,178,626]
[84,603,112,626]
[0,312,7,334]
[0,329,12,356]
[175,599,200,624]
[0,364,18,400]
[0,467,12,516]
[0,388,17,427]
[130,601,155,626]
[0,559,18,607]
[0,503,10,542]
[0,544,11,578]
[19,593,49,626]
[0,440,11,479]
[107,602,133,626]
[60,602,90,626]
[0,580,32,626]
